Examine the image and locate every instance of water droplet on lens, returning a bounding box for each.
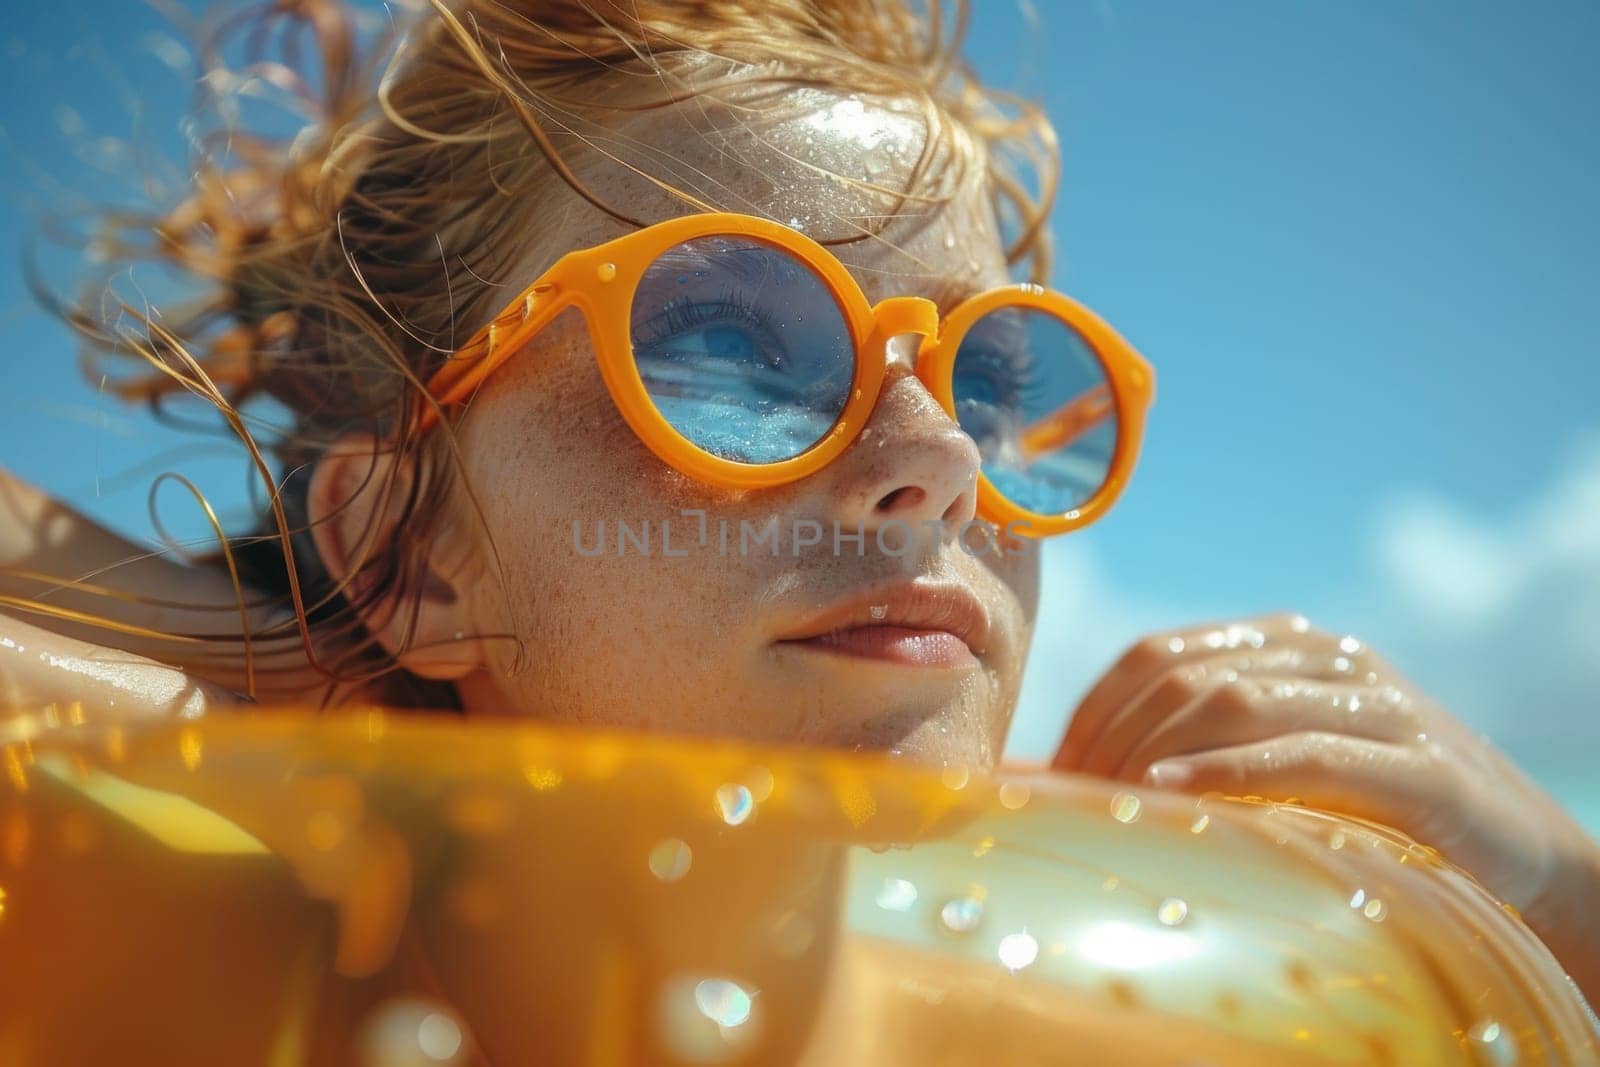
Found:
[1157,898,1189,926]
[998,782,1030,810]
[695,978,753,1028]
[358,996,470,1067]
[1362,898,1387,921]
[941,765,970,790]
[649,838,693,882]
[1189,814,1210,834]
[876,877,918,912]
[715,783,753,825]
[658,975,760,1062]
[939,895,984,934]
[1467,1018,1515,1065]
[998,930,1038,971]
[1110,792,1142,823]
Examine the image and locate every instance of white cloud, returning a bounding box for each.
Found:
[1006,431,1600,782]
[1361,432,1600,743]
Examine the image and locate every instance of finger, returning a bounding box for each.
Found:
[1068,646,1305,776]
[1143,732,1451,843]
[1068,640,1382,777]
[1113,678,1421,782]
[1056,611,1308,769]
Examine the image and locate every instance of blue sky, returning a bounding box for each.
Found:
[1,3,1595,830]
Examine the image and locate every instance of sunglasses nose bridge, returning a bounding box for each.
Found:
[865,296,941,368]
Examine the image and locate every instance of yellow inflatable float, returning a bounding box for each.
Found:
[0,705,1594,1065]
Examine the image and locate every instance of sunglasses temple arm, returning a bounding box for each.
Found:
[1018,383,1114,461]
[412,283,570,434]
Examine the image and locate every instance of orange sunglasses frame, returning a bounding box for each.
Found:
[418,211,1155,537]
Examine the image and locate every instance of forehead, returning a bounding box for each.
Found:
[540,88,1011,307]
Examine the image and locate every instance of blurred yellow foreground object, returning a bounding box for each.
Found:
[0,706,1594,1065]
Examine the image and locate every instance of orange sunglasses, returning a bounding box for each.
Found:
[418,212,1155,537]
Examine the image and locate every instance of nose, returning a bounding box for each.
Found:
[829,346,982,537]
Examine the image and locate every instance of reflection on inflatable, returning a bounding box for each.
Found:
[0,705,1594,1065]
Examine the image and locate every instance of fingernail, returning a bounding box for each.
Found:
[1145,762,1192,789]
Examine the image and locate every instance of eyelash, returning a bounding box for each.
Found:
[636,288,779,358]
[959,345,1049,409]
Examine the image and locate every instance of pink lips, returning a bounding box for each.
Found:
[776,581,990,670]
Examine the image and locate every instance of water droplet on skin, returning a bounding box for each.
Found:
[1111,792,1142,823]
[1166,636,1186,654]
[1289,615,1312,633]
[868,604,888,620]
[649,838,693,882]
[1157,898,1189,926]
[939,895,984,934]
[1332,656,1352,674]
[1338,635,1362,654]
[715,784,753,825]
[997,931,1038,971]
[876,877,918,912]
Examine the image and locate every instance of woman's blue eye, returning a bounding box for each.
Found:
[662,325,760,363]
[636,295,788,372]
[953,366,1008,407]
[954,346,1031,410]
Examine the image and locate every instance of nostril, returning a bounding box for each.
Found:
[875,486,926,514]
[940,493,971,524]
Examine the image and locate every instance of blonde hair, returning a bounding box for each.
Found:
[42,0,1060,704]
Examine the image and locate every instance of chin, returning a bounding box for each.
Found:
[834,704,1002,769]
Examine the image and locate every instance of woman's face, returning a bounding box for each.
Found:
[430,92,1041,767]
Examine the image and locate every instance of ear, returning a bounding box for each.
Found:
[306,433,489,681]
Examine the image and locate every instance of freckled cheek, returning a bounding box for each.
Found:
[984,546,1041,657]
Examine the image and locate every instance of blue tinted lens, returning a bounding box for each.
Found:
[952,307,1117,515]
[631,236,854,464]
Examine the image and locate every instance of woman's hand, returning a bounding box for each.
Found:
[1051,612,1600,1002]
